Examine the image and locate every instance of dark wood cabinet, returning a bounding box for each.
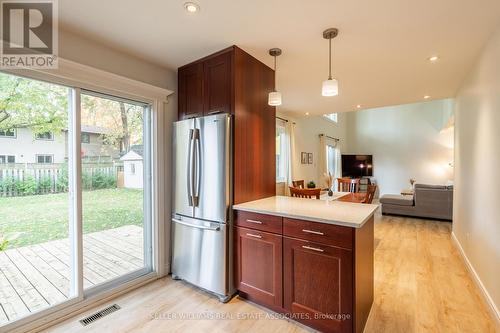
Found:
[203,51,232,115]
[284,237,353,333]
[178,45,275,204]
[234,211,374,333]
[178,62,203,119]
[178,48,233,120]
[235,226,282,308]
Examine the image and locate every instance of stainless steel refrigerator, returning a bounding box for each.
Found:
[171,113,234,302]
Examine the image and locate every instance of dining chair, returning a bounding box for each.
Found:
[363,185,377,204]
[289,186,321,199]
[337,178,360,193]
[292,180,305,188]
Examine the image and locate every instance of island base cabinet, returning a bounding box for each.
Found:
[283,237,353,333]
[235,226,283,308]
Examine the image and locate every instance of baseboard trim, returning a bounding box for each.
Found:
[451,232,500,326]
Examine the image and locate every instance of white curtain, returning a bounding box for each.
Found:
[284,120,295,196]
[319,135,327,187]
[334,143,342,191]
[320,135,342,191]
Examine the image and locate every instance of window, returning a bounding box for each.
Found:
[326,145,336,176]
[0,128,16,137]
[276,119,287,182]
[81,132,90,143]
[36,154,53,164]
[130,163,136,175]
[323,113,338,123]
[0,155,15,163]
[35,131,54,140]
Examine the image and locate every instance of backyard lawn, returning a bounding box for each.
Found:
[0,188,143,249]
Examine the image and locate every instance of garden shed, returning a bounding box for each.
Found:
[120,145,143,189]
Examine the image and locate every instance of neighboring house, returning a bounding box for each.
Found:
[0,126,120,164]
[70,125,121,162]
[120,145,143,189]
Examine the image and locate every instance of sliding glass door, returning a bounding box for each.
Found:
[0,72,77,325]
[0,72,154,329]
[80,91,152,291]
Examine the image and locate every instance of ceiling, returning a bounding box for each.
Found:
[59,0,500,115]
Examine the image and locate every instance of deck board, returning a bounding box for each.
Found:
[0,265,30,323]
[0,252,49,312]
[0,225,144,326]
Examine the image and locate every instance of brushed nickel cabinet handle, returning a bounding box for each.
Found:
[246,233,262,239]
[246,219,263,224]
[302,245,324,252]
[302,229,324,235]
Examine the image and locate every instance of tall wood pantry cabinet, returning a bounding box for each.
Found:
[177,45,276,204]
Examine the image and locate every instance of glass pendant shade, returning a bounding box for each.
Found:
[268,91,282,106]
[322,78,339,97]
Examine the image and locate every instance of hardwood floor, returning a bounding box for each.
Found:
[42,211,498,333]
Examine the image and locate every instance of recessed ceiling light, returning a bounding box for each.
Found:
[424,95,431,99]
[356,104,361,109]
[184,2,199,13]
[429,55,439,62]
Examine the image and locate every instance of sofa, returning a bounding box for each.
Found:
[380,184,453,220]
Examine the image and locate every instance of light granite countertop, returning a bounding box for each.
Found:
[233,195,379,228]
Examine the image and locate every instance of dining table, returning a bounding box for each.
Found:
[336,192,367,203]
[319,191,367,203]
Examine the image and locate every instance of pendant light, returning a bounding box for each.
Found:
[322,28,339,97]
[268,48,282,106]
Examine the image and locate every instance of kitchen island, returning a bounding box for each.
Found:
[233,196,378,333]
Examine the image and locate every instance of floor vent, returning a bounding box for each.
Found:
[79,304,121,326]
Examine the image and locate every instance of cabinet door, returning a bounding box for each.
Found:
[284,237,353,333]
[178,63,203,119]
[203,51,232,115]
[235,226,282,308]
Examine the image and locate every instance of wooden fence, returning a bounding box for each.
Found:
[0,163,121,197]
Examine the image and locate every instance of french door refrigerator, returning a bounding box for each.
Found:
[171,113,234,302]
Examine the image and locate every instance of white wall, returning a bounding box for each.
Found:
[59,30,174,90]
[345,99,455,195]
[453,25,500,319]
[277,111,347,191]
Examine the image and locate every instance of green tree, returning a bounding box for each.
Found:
[0,73,68,135]
[0,72,144,152]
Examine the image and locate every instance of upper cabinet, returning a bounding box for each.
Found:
[203,51,232,115]
[178,62,203,119]
[178,49,233,120]
[178,46,276,204]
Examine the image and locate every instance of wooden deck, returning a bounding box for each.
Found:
[0,225,143,325]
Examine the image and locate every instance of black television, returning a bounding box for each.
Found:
[341,155,373,177]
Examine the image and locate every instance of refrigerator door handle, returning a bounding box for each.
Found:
[193,128,201,207]
[172,218,220,231]
[187,129,194,206]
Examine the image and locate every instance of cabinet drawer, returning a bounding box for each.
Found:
[283,218,353,249]
[235,211,282,234]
